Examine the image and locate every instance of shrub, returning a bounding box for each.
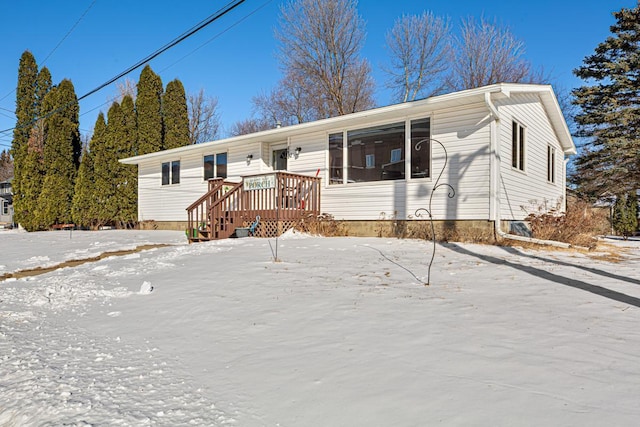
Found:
[526,199,609,249]
[294,213,346,236]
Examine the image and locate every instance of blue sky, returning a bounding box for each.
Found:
[0,0,635,149]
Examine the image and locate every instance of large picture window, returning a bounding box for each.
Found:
[411,118,430,178]
[347,122,405,182]
[329,118,431,184]
[162,160,180,185]
[204,153,227,180]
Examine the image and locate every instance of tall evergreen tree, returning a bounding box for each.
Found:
[613,193,638,239]
[571,5,640,198]
[163,79,190,149]
[18,122,47,231]
[37,79,80,227]
[71,143,95,228]
[115,95,138,227]
[88,113,110,227]
[96,101,124,225]
[136,65,163,154]
[35,67,52,118]
[11,51,39,227]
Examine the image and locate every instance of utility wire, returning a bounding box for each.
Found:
[0,0,98,105]
[80,0,271,123]
[0,0,246,136]
[77,0,246,102]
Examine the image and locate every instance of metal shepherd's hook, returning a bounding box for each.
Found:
[414,138,455,285]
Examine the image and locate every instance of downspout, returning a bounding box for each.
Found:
[484,92,572,249]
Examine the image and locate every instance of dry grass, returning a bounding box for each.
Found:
[294,213,347,237]
[526,200,609,250]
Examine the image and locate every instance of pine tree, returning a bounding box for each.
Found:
[88,113,109,227]
[163,79,190,149]
[571,5,640,199]
[136,65,163,154]
[11,51,39,227]
[37,79,80,227]
[115,95,138,227]
[613,193,639,239]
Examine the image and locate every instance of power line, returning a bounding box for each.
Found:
[77,0,246,102]
[80,0,271,123]
[0,0,247,136]
[0,0,98,105]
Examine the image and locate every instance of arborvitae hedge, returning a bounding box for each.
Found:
[136,65,163,155]
[163,79,190,150]
[37,79,80,228]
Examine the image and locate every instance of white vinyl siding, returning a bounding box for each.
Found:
[127,86,570,223]
[497,93,566,220]
[322,102,491,220]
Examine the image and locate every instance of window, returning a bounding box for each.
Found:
[348,122,405,182]
[329,118,430,184]
[162,160,180,185]
[204,155,215,180]
[411,118,430,178]
[171,161,180,184]
[365,154,375,168]
[203,153,227,180]
[162,162,170,185]
[216,153,227,178]
[329,132,343,184]
[547,145,556,183]
[1,200,6,215]
[512,121,525,171]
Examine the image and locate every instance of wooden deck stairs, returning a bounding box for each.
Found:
[186,172,321,242]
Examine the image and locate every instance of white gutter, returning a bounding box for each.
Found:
[483,92,573,249]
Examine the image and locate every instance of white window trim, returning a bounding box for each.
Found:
[161,159,181,186]
[512,120,526,172]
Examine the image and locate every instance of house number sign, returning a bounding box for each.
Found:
[244,174,276,191]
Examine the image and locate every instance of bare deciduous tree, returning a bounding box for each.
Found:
[384,12,451,102]
[449,16,542,90]
[228,118,273,137]
[188,89,221,144]
[114,78,137,103]
[275,0,375,117]
[0,150,13,181]
[253,69,323,126]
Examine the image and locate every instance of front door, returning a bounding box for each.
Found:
[272,147,288,171]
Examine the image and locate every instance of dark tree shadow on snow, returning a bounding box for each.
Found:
[446,243,640,309]
[498,246,640,287]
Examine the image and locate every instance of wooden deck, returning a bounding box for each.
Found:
[186,172,321,242]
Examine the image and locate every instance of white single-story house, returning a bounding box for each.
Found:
[120,83,576,238]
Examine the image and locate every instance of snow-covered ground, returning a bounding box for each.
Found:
[1,229,640,426]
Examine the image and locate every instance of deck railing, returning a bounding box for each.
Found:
[186,178,237,241]
[186,172,321,241]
